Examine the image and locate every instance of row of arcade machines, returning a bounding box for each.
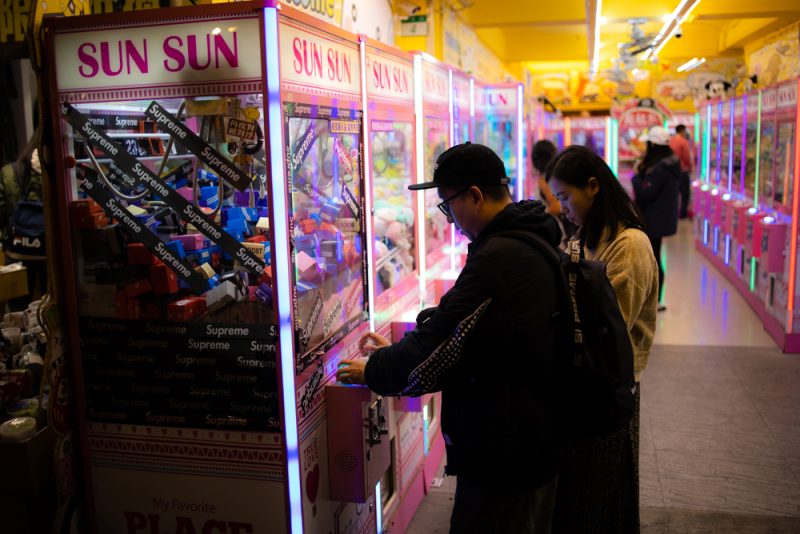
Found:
[535,111,699,197]
[693,79,800,352]
[42,2,525,533]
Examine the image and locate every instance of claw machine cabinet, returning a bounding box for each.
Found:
[362,39,427,533]
[448,68,473,265]
[411,51,449,493]
[762,79,800,351]
[750,87,778,298]
[570,116,610,160]
[472,79,489,147]
[45,4,286,533]
[543,114,566,152]
[274,7,391,534]
[485,83,525,201]
[414,53,453,304]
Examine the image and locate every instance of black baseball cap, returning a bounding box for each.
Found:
[408,142,509,190]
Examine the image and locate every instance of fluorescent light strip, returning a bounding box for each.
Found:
[449,68,457,273]
[360,38,377,332]
[263,8,303,534]
[677,57,705,72]
[651,0,701,58]
[727,98,735,191]
[414,55,426,304]
[516,84,524,202]
[786,77,800,332]
[715,101,722,185]
[589,0,602,74]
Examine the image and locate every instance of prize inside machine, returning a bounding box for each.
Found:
[48,8,292,530]
[417,57,452,286]
[485,84,524,201]
[719,101,732,189]
[570,117,608,159]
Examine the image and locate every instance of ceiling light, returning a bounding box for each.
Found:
[589,0,603,74]
[651,0,701,57]
[677,57,705,72]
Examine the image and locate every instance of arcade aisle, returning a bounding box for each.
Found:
[408,221,800,533]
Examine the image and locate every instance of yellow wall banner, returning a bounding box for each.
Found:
[284,0,344,28]
[441,6,508,82]
[748,21,800,87]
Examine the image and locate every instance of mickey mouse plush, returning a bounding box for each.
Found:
[704,80,732,100]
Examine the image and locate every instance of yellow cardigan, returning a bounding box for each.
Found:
[585,227,659,382]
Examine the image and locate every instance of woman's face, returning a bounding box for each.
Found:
[548,176,599,226]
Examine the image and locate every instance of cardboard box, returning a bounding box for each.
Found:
[0,263,28,301]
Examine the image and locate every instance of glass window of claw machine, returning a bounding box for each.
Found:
[46,5,286,533]
[485,84,525,201]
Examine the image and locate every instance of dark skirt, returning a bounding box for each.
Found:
[553,385,641,534]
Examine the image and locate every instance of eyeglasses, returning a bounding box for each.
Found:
[436,186,472,217]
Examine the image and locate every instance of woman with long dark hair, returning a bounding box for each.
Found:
[633,126,681,310]
[546,145,659,533]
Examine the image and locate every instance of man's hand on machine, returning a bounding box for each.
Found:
[335,332,390,385]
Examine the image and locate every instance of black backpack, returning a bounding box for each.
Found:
[497,231,636,438]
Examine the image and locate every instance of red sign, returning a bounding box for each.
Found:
[618,108,663,130]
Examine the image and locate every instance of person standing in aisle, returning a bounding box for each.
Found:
[338,143,564,534]
[632,126,681,311]
[531,139,578,243]
[546,145,658,534]
[669,124,693,219]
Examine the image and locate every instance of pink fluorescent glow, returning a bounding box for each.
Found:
[787,78,800,332]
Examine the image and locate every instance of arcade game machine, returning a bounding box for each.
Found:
[449,68,473,261]
[45,3,419,532]
[484,83,525,200]
[543,114,566,152]
[362,38,428,532]
[709,100,732,260]
[412,51,451,488]
[721,96,747,269]
[472,79,489,147]
[569,116,610,160]
[750,87,778,297]
[414,53,452,299]
[733,90,763,284]
[760,79,799,351]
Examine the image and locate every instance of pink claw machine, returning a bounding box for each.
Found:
[362,37,428,532]
[484,83,525,200]
[45,3,404,532]
[760,79,800,351]
[472,79,489,147]
[569,116,610,161]
[411,51,450,491]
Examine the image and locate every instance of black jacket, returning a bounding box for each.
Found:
[365,200,563,489]
[632,155,681,238]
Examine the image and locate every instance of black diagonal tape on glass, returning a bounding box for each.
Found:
[80,169,209,294]
[289,122,319,179]
[62,102,265,275]
[144,101,251,192]
[341,182,360,219]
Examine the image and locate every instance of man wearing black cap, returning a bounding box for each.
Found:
[338,143,563,533]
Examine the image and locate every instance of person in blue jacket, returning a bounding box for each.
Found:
[338,143,564,534]
[632,126,680,311]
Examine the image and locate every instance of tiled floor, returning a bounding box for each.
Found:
[406,222,800,533]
